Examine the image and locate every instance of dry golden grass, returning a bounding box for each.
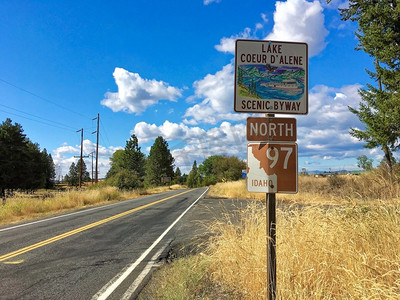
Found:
[202,202,400,299]
[208,178,339,205]
[148,201,400,299]
[206,202,267,299]
[209,171,400,205]
[147,173,400,299]
[277,204,400,299]
[0,184,187,225]
[145,184,186,194]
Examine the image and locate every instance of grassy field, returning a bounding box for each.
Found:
[0,184,185,226]
[141,171,400,299]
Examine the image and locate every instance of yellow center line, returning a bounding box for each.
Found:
[0,189,192,262]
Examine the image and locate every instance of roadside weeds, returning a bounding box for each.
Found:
[0,185,186,226]
[140,174,400,299]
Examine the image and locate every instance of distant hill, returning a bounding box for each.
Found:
[240,65,305,81]
[241,66,265,78]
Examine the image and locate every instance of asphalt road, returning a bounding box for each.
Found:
[0,188,209,300]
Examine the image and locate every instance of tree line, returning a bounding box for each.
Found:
[0,117,244,201]
[186,155,245,188]
[103,134,245,190]
[104,135,173,189]
[0,119,55,202]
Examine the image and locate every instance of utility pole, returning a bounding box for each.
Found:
[89,151,95,184]
[92,113,100,183]
[76,128,84,188]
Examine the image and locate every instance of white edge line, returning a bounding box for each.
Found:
[0,190,186,233]
[92,188,209,300]
[120,241,170,300]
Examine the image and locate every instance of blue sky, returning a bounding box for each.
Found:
[0,0,387,178]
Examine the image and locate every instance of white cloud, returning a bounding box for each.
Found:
[184,63,249,124]
[296,83,365,158]
[171,122,246,173]
[182,118,198,126]
[53,145,79,155]
[265,0,329,57]
[334,92,347,100]
[130,81,378,173]
[215,28,251,54]
[261,13,268,23]
[101,67,182,114]
[52,140,123,178]
[204,0,221,5]
[133,120,246,174]
[214,0,328,57]
[193,0,329,125]
[299,83,362,129]
[133,120,206,144]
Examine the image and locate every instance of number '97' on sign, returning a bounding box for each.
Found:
[247,142,297,193]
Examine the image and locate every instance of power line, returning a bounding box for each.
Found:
[100,119,111,148]
[0,103,77,131]
[0,78,91,120]
[0,108,76,132]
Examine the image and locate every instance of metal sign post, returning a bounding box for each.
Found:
[267,192,276,300]
[266,113,276,300]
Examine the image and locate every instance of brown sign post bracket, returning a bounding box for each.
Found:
[247,117,296,142]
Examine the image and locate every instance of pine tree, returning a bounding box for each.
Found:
[124,134,145,178]
[174,167,182,184]
[64,162,79,186]
[0,119,57,203]
[186,160,201,188]
[0,119,27,193]
[145,136,174,185]
[41,149,56,189]
[106,134,145,189]
[77,160,90,182]
[338,0,400,174]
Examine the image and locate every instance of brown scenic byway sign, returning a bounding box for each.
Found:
[247,142,297,193]
[247,117,296,142]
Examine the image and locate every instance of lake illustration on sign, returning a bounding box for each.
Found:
[237,64,305,101]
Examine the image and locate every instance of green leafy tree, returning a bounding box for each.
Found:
[106,150,126,178]
[106,169,140,190]
[106,134,145,189]
[198,155,224,186]
[198,155,245,184]
[198,155,224,177]
[213,156,246,181]
[186,160,201,188]
[337,0,400,174]
[145,136,174,186]
[356,154,373,171]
